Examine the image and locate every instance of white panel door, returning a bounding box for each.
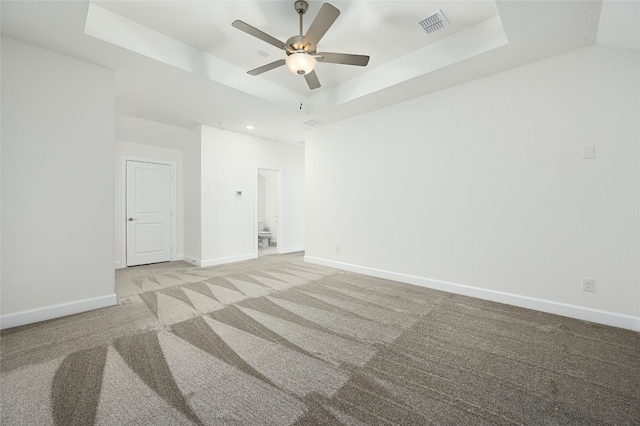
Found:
[126,161,172,266]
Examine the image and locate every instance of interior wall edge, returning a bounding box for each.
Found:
[304,256,640,332]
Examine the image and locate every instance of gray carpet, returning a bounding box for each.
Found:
[1,252,639,425]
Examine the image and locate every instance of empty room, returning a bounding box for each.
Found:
[1,0,639,424]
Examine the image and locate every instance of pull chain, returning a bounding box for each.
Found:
[299,76,303,110]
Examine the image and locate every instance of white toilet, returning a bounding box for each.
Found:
[257,222,271,247]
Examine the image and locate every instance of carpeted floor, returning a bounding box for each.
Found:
[1,252,639,425]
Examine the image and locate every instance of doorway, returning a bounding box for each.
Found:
[256,167,281,256]
[125,160,174,266]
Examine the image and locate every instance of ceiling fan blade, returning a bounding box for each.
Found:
[316,52,370,67]
[303,3,340,52]
[304,70,321,90]
[232,20,293,53]
[247,59,286,76]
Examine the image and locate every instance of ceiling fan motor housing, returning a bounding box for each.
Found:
[286,35,311,54]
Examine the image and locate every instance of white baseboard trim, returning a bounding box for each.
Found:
[184,253,258,268]
[116,255,183,269]
[304,256,640,332]
[201,253,256,267]
[182,255,201,267]
[278,246,305,254]
[0,294,118,330]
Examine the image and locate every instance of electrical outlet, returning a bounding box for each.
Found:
[335,245,340,253]
[582,278,595,292]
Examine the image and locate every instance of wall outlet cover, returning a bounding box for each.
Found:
[582,278,595,292]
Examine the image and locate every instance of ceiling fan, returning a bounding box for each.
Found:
[232,1,370,90]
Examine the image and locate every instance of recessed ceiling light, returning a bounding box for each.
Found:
[246,125,254,130]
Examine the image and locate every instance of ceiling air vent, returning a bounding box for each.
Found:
[302,119,325,127]
[418,10,449,35]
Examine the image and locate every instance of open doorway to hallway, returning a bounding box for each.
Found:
[257,167,280,256]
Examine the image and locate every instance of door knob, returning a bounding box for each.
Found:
[128,217,138,221]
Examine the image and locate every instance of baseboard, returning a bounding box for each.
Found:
[182,255,201,267]
[184,253,258,268]
[184,249,304,266]
[278,246,305,254]
[117,255,184,268]
[304,256,640,332]
[201,253,257,267]
[0,294,118,330]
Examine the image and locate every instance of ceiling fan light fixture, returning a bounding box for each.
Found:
[233,1,369,89]
[286,52,316,75]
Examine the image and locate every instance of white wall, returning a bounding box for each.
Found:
[184,125,305,265]
[305,45,640,330]
[183,126,202,263]
[115,115,187,267]
[116,114,188,150]
[115,115,188,267]
[1,37,116,328]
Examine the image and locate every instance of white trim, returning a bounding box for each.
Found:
[0,294,118,330]
[175,253,184,261]
[304,256,640,332]
[201,253,257,268]
[276,169,283,254]
[182,255,201,267]
[256,165,283,256]
[182,253,257,268]
[279,246,305,254]
[121,157,178,267]
[114,260,123,269]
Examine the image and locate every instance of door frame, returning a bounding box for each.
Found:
[121,157,177,267]
[255,165,283,256]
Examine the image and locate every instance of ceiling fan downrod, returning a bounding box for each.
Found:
[294,0,308,36]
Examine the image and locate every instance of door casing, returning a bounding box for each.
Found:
[255,165,283,256]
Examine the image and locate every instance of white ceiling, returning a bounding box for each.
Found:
[1,1,638,146]
[92,0,499,91]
